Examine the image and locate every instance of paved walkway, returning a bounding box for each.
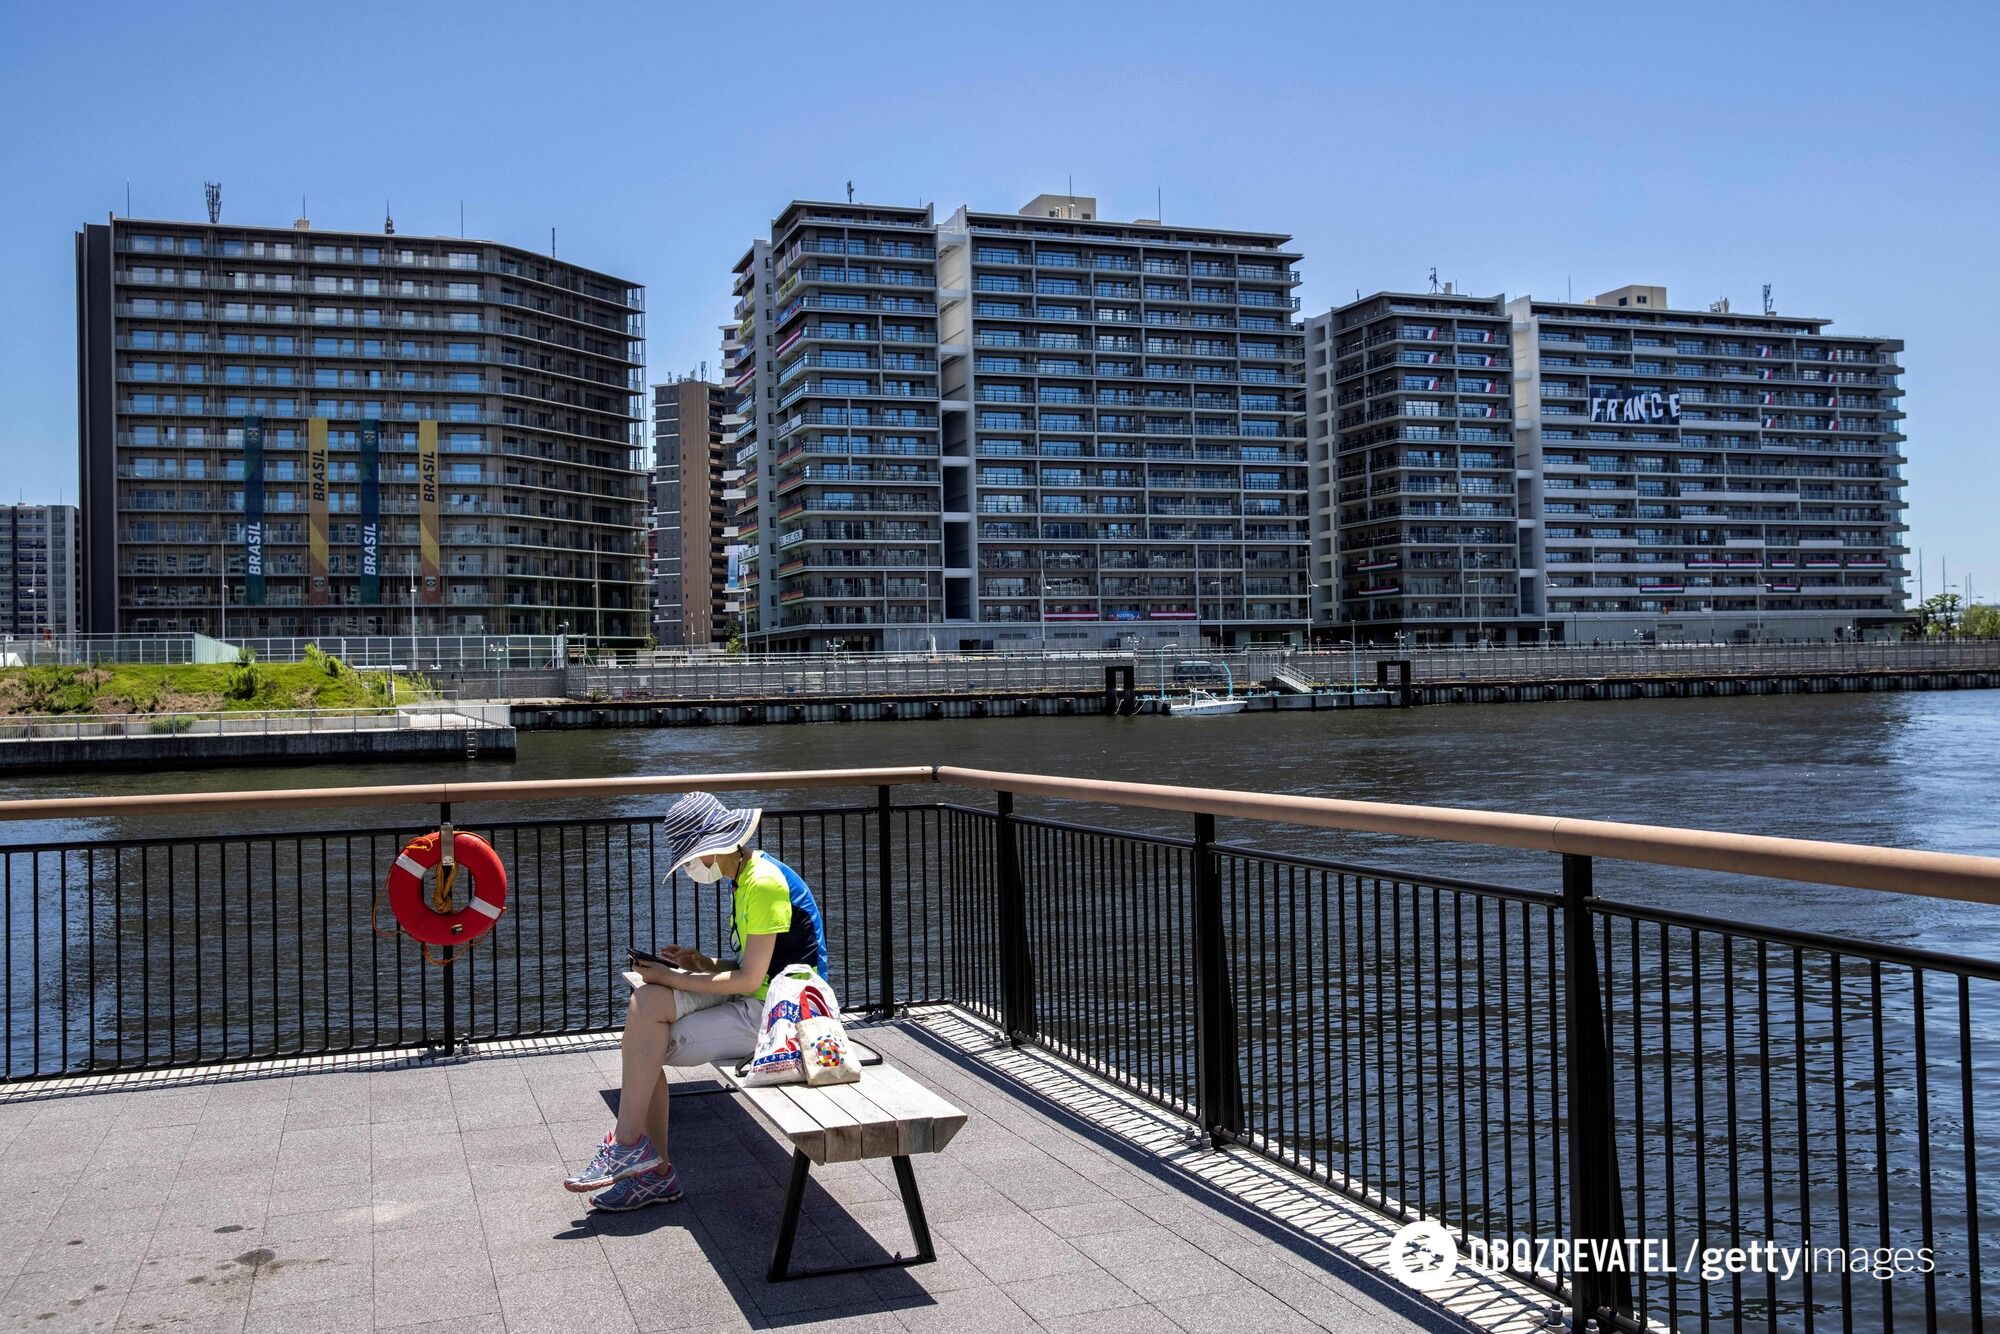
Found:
[0,1014,1542,1332]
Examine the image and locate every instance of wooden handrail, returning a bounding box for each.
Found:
[2,761,1997,907]
[0,767,937,823]
[933,766,2000,906]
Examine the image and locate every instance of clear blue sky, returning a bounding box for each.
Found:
[3,0,1994,603]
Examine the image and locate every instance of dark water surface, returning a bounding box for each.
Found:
[3,689,1997,957]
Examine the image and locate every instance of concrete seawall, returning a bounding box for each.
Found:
[509,664,1997,729]
[0,712,516,773]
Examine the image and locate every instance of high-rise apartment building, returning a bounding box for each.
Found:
[76,217,648,640]
[0,504,81,640]
[1307,290,1518,639]
[650,376,731,647]
[727,195,1310,652]
[1309,284,1907,643]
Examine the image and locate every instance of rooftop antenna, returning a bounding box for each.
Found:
[204,181,221,224]
[845,180,854,203]
[124,179,130,216]
[459,200,465,238]
[1567,275,1573,301]
[384,200,394,236]
[1428,266,1439,294]
[1762,283,1775,316]
[550,226,556,258]
[1157,186,1162,222]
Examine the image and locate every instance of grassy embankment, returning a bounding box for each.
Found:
[0,646,434,717]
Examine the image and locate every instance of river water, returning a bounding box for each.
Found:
[5,692,1998,1327]
[5,689,1997,957]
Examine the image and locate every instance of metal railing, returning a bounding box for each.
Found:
[1,765,1995,1332]
[1,634,564,670]
[563,641,2000,703]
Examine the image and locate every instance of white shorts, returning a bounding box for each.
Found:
[660,986,763,1068]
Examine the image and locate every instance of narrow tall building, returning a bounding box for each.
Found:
[650,376,730,647]
[727,195,1309,652]
[76,217,648,640]
[1309,284,1908,643]
[0,503,81,641]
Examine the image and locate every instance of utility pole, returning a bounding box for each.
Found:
[408,551,419,666]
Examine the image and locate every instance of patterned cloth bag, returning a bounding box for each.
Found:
[743,965,858,1086]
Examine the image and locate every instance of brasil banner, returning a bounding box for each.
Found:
[418,420,442,605]
[307,418,331,605]
[242,415,266,606]
[358,418,381,605]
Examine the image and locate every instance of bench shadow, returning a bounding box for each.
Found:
[892,1020,1482,1334]
[560,1081,943,1328]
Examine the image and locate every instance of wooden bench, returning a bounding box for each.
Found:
[720,1058,968,1281]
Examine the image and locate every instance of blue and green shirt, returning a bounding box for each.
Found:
[730,850,828,999]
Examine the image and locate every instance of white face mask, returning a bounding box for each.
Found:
[684,857,723,885]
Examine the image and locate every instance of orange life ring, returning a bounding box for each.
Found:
[387,830,507,947]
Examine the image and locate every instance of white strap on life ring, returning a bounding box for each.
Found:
[394,852,427,881]
[468,896,502,920]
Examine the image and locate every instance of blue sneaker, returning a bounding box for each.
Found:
[590,1165,683,1212]
[564,1131,661,1192]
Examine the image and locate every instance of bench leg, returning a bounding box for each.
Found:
[768,1149,812,1283]
[891,1154,935,1264]
[767,1150,938,1282]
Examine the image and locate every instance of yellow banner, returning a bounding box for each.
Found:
[307,418,330,606]
[418,421,442,606]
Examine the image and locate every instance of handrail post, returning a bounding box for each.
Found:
[876,784,896,1018]
[438,799,457,1058]
[1562,853,1630,1325]
[994,791,1036,1044]
[1192,813,1242,1148]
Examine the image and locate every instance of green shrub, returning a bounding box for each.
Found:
[226,647,264,701]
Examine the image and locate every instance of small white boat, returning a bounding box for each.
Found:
[1168,689,1246,717]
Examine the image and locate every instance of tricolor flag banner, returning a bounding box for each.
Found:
[358,418,381,605]
[306,418,331,606]
[418,420,443,606]
[242,415,266,606]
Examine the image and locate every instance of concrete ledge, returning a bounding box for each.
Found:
[0,725,515,773]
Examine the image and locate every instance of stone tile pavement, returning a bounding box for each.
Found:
[0,1011,1552,1332]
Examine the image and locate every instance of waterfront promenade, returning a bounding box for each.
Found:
[0,1014,1517,1333]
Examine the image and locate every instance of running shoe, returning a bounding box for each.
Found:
[589,1165,683,1211]
[564,1130,661,1192]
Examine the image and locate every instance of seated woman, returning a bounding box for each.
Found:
[564,790,828,1211]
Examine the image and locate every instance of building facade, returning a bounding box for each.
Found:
[728,195,1310,653]
[1310,284,1907,643]
[650,376,730,647]
[76,217,648,640]
[0,504,81,640]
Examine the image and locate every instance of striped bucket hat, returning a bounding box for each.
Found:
[661,791,762,879]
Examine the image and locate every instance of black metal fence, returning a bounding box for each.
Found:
[3,786,1994,1331]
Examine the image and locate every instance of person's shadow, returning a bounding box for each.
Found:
[545,1081,940,1327]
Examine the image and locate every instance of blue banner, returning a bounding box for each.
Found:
[242,415,265,606]
[359,418,381,605]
